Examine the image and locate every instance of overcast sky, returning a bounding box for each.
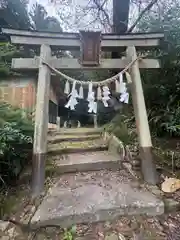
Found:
[29,0,57,16]
[28,0,82,31]
[28,0,112,32]
[27,0,135,32]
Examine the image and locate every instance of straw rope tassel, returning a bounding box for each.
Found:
[119,72,123,83]
[72,80,76,91]
[125,72,132,84]
[97,85,102,100]
[119,73,126,93]
[115,79,120,93]
[89,82,93,93]
[79,84,84,99]
[64,80,70,94]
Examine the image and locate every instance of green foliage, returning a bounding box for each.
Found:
[0,1,63,78]
[104,112,136,145]
[154,145,180,170]
[148,104,180,137]
[0,102,33,186]
[136,1,180,137]
[0,0,31,29]
[63,226,76,240]
[0,42,21,77]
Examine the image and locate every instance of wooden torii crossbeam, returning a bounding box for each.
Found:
[3,28,163,70]
[2,28,164,196]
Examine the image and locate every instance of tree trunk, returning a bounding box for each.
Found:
[113,0,130,34]
[112,0,130,64]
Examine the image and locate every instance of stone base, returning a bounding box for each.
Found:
[31,169,164,228]
[140,146,159,185]
[31,153,46,196]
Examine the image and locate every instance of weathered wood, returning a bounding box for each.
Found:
[12,57,160,69]
[32,44,51,196]
[126,46,158,185]
[2,28,164,49]
[79,31,101,66]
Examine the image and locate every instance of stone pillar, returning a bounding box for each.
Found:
[126,46,158,184]
[32,44,51,196]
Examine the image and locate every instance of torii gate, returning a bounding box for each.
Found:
[2,28,164,196]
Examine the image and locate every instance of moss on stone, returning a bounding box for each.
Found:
[48,139,107,152]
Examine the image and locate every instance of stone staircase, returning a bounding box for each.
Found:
[47,128,121,173]
[31,128,164,228]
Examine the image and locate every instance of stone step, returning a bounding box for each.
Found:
[48,134,100,144]
[31,169,164,228]
[49,151,121,174]
[48,128,102,136]
[48,139,108,155]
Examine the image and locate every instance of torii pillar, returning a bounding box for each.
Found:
[126,46,158,185]
[32,44,51,196]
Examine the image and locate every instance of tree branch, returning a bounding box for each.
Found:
[127,0,158,33]
[92,0,112,27]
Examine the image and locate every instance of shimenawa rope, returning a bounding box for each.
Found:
[42,56,143,86]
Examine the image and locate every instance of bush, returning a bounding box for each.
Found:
[0,102,33,186]
[148,105,180,137]
[103,112,137,145]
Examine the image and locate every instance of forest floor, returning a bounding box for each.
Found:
[1,137,180,240]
